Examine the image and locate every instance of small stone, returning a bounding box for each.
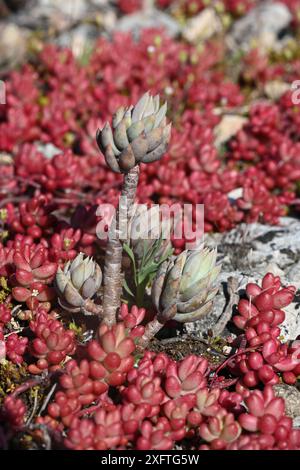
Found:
[37,0,87,22]
[55,24,98,59]
[273,384,300,419]
[214,115,248,148]
[0,152,13,165]
[182,8,222,44]
[228,1,292,51]
[227,187,244,202]
[264,80,291,101]
[0,22,28,72]
[222,345,232,355]
[89,0,108,6]
[12,0,93,33]
[98,10,117,32]
[288,261,300,284]
[115,9,181,39]
[35,142,62,159]
[293,417,300,428]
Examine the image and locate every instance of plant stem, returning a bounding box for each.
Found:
[82,298,103,317]
[139,317,165,347]
[210,344,262,388]
[102,166,140,325]
[139,304,177,347]
[26,388,39,426]
[136,279,147,307]
[11,376,46,398]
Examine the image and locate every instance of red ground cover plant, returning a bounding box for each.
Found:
[1,29,300,249]
[1,18,300,450]
[0,249,299,449]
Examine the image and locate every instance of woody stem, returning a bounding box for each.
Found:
[102,166,140,325]
[138,304,177,347]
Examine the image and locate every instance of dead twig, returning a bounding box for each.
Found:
[212,277,240,336]
[26,388,39,426]
[38,383,57,417]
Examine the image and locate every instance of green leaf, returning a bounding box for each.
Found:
[160,246,174,264]
[137,263,157,285]
[144,238,161,265]
[123,242,137,285]
[141,240,148,267]
[123,278,135,298]
[123,242,135,263]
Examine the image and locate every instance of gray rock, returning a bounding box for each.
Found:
[293,416,300,428]
[35,142,62,159]
[219,217,300,276]
[184,271,240,338]
[89,0,109,5]
[182,8,222,44]
[214,115,248,148]
[0,22,28,72]
[11,0,114,32]
[13,1,76,31]
[220,217,300,341]
[38,0,87,21]
[115,9,181,38]
[228,1,292,51]
[274,384,300,419]
[184,281,228,337]
[185,217,300,339]
[55,24,100,58]
[281,299,300,341]
[288,261,300,284]
[264,80,291,101]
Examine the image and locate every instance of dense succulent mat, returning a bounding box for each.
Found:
[1,0,300,451]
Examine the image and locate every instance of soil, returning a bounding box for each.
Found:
[148,335,227,366]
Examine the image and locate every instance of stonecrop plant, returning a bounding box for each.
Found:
[0,88,300,451]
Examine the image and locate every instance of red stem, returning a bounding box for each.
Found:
[75,400,103,418]
[209,344,262,389]
[11,377,45,398]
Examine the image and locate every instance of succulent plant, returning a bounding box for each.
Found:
[124,205,173,305]
[55,253,102,313]
[151,247,221,323]
[28,311,76,374]
[129,205,173,265]
[96,92,172,173]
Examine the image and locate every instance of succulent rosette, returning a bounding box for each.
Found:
[129,205,173,266]
[96,92,172,173]
[55,253,102,313]
[152,247,221,322]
